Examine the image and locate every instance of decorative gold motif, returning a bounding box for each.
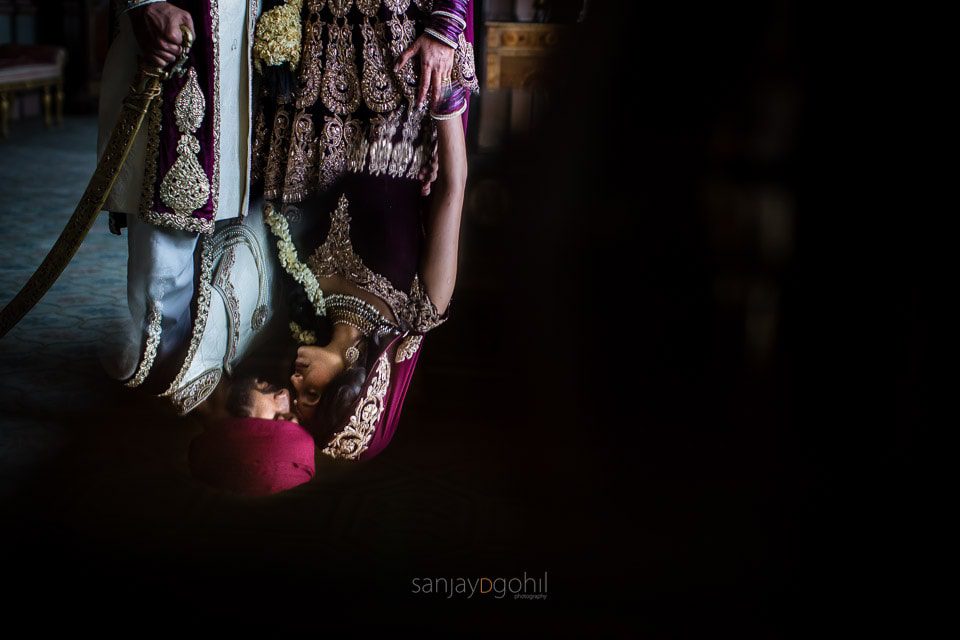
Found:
[452,32,480,94]
[389,103,425,177]
[250,104,269,184]
[328,0,354,17]
[252,305,268,330]
[306,193,446,333]
[171,367,222,415]
[296,5,326,109]
[356,0,381,15]
[394,334,422,363]
[321,348,391,459]
[317,114,363,192]
[283,109,318,202]
[209,0,222,222]
[212,246,241,366]
[321,20,361,115]
[158,67,211,220]
[387,12,418,100]
[367,110,401,175]
[360,18,402,113]
[125,299,163,388]
[347,119,370,174]
[384,0,411,13]
[263,106,292,199]
[174,67,205,132]
[159,136,211,217]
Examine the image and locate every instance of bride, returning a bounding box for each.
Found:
[250,0,476,459]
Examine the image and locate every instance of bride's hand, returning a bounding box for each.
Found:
[394,34,456,110]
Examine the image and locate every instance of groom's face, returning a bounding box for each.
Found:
[247,379,298,422]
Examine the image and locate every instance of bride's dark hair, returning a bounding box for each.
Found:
[306,327,398,441]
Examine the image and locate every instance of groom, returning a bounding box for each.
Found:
[99,0,262,391]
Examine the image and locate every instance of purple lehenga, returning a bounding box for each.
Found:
[251,0,476,460]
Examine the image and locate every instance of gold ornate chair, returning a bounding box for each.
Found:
[0,44,67,138]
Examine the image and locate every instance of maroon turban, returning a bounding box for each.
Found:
[188,417,316,496]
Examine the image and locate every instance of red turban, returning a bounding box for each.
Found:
[188,417,316,496]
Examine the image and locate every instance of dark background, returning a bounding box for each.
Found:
[0,0,938,635]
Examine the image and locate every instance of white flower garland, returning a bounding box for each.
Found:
[264,202,326,316]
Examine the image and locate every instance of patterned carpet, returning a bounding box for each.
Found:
[0,117,606,632]
[0,116,129,496]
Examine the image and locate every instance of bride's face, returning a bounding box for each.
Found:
[290,345,345,421]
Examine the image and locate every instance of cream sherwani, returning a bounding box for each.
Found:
[98,0,261,384]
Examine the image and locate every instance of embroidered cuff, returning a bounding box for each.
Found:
[122,0,167,13]
[425,0,468,50]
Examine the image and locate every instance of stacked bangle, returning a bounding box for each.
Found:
[424,0,469,50]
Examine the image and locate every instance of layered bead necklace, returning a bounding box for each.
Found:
[325,293,395,340]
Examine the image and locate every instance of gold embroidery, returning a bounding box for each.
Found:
[389,103,425,177]
[160,140,211,217]
[317,114,346,192]
[160,67,211,218]
[394,334,422,363]
[360,18,401,113]
[405,116,435,180]
[347,118,369,174]
[283,109,318,202]
[307,193,446,333]
[328,0,353,17]
[321,19,361,115]
[174,68,205,132]
[210,0,222,224]
[125,299,163,388]
[356,0,381,15]
[384,0,411,13]
[322,348,391,459]
[171,367,221,416]
[367,110,401,175]
[387,12,418,101]
[263,106,292,200]
[453,32,480,94]
[250,103,269,184]
[212,246,241,366]
[296,4,326,109]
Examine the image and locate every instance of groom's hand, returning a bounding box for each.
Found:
[129,2,195,70]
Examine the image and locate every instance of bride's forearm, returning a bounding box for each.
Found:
[420,117,467,317]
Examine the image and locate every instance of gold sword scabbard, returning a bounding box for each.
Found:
[0,28,193,339]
